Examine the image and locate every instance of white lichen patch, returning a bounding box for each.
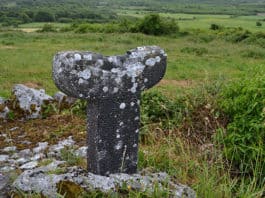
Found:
[133,143,137,148]
[116,134,121,139]
[78,69,91,80]
[145,58,156,66]
[144,78,148,83]
[130,102,135,107]
[135,129,139,133]
[119,122,124,126]
[129,83,138,93]
[83,54,92,60]
[134,116,139,121]
[103,87,109,93]
[115,141,123,150]
[96,59,104,67]
[155,56,161,62]
[113,87,119,93]
[145,56,161,67]
[74,54,81,61]
[119,103,126,109]
[78,79,84,84]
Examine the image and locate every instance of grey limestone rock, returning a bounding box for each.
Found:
[13,166,196,198]
[0,97,9,120]
[12,84,53,119]
[0,173,10,198]
[53,46,167,176]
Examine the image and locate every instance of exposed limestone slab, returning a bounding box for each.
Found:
[11,84,53,119]
[13,165,196,198]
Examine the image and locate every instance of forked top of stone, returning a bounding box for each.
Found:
[53,46,167,99]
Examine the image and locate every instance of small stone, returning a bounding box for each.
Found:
[0,155,9,162]
[20,161,38,170]
[0,173,10,197]
[33,142,48,154]
[18,149,33,158]
[58,136,75,147]
[9,127,19,131]
[3,146,16,152]
[31,153,45,161]
[16,158,30,165]
[0,166,15,173]
[75,147,87,158]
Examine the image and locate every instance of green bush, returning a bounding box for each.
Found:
[141,91,184,128]
[38,24,57,32]
[137,14,179,36]
[181,47,208,56]
[217,70,265,185]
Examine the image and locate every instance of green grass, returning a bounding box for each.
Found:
[1,27,265,197]
[118,11,265,32]
[0,31,264,98]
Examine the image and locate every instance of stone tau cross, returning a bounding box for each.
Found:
[53,46,167,176]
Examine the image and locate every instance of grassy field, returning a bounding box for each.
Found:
[118,11,265,32]
[0,31,264,98]
[0,14,265,197]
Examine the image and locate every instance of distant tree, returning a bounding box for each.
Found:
[34,11,55,22]
[256,21,262,27]
[137,14,179,36]
[210,23,221,30]
[19,12,31,23]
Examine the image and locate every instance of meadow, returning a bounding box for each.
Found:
[0,13,265,197]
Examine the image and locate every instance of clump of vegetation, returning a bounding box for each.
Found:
[180,47,208,56]
[62,14,179,36]
[256,21,262,27]
[137,14,179,36]
[38,24,57,32]
[217,69,265,186]
[210,23,222,30]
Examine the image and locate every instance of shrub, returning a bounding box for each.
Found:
[34,11,55,22]
[38,24,57,32]
[217,70,265,185]
[137,14,179,36]
[141,91,184,128]
[256,21,262,27]
[181,47,208,56]
[210,23,221,30]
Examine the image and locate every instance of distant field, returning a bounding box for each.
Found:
[0,31,264,98]
[118,11,265,32]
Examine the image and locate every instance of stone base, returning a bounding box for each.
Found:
[12,163,196,198]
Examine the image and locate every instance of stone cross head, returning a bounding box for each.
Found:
[53,46,167,176]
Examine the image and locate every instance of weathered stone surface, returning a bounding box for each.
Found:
[13,165,196,198]
[53,91,77,109]
[0,155,9,163]
[53,46,167,175]
[0,97,9,120]
[3,146,16,153]
[33,142,48,154]
[75,146,87,158]
[0,173,10,198]
[11,84,53,119]
[20,161,38,170]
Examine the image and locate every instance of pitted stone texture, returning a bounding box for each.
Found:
[53,46,167,176]
[0,97,10,119]
[13,166,196,198]
[53,46,167,99]
[12,84,53,119]
[0,173,10,198]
